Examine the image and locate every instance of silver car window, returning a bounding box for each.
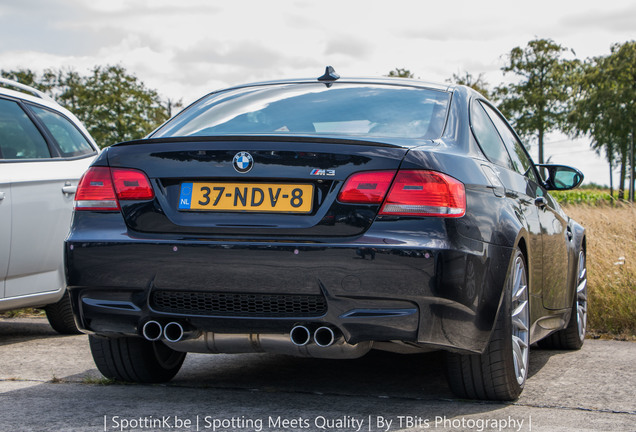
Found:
[0,98,51,160]
[29,105,95,158]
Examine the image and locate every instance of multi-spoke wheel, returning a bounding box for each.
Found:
[539,248,587,350]
[446,248,529,400]
[575,250,588,341]
[510,253,530,385]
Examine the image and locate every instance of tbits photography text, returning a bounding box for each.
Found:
[104,414,531,432]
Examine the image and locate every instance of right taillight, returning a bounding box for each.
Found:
[75,166,154,211]
[75,167,119,210]
[379,170,465,217]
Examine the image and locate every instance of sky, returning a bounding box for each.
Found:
[1,0,635,186]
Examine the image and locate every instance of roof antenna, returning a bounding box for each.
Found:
[318,66,340,86]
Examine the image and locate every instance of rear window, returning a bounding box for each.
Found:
[153,83,450,140]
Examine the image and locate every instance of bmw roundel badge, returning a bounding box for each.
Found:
[233,151,253,173]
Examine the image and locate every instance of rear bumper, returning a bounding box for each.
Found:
[66,217,512,354]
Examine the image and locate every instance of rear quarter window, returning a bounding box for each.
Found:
[29,104,95,158]
[480,102,539,183]
[470,101,514,170]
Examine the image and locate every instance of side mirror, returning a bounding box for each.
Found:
[535,164,584,190]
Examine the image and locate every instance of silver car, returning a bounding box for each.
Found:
[0,78,99,333]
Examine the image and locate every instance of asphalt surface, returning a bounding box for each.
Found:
[0,317,634,432]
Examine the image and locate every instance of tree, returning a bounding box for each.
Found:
[567,41,636,200]
[386,68,414,78]
[1,68,55,94]
[494,38,574,164]
[78,65,171,146]
[1,65,176,148]
[447,71,490,98]
[566,58,618,196]
[50,68,88,113]
[164,97,183,119]
[1,68,38,88]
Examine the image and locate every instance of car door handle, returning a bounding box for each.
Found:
[62,184,77,195]
[534,196,547,209]
[520,198,533,206]
[0,191,5,200]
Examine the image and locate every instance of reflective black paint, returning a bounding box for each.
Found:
[66,81,585,355]
[67,210,511,352]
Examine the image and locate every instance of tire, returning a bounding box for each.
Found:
[89,335,186,383]
[538,249,587,350]
[446,248,530,400]
[44,291,82,335]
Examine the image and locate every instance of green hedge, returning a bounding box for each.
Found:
[551,189,616,206]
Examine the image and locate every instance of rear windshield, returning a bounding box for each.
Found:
[152,83,450,140]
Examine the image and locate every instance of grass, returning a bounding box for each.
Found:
[562,202,636,338]
[81,376,117,386]
[0,308,46,318]
[551,188,616,206]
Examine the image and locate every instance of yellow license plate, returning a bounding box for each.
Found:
[178,182,313,213]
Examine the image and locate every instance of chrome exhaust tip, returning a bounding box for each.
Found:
[314,326,336,347]
[142,320,163,341]
[290,325,311,346]
[164,322,185,343]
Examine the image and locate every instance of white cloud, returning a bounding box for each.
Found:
[2,0,634,184]
[325,37,372,59]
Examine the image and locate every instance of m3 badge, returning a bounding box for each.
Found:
[310,169,335,176]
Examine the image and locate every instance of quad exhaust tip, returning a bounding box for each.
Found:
[314,326,336,347]
[290,325,337,347]
[147,321,337,347]
[142,320,163,341]
[290,325,311,346]
[163,322,185,343]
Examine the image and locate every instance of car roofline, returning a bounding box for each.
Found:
[0,80,99,150]
[200,77,454,98]
[0,78,56,102]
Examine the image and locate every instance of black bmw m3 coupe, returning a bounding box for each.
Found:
[66,67,587,400]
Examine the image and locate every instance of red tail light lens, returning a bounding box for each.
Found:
[380,170,465,217]
[75,167,154,211]
[75,167,118,210]
[337,171,395,203]
[112,168,155,200]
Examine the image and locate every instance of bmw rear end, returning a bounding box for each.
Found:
[66,72,509,364]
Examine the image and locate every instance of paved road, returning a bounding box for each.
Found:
[0,317,634,432]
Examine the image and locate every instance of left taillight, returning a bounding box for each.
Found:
[380,170,465,217]
[338,169,466,218]
[75,166,154,211]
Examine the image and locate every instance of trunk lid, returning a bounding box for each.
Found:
[106,136,412,237]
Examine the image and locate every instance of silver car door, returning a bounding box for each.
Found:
[0,180,9,299]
